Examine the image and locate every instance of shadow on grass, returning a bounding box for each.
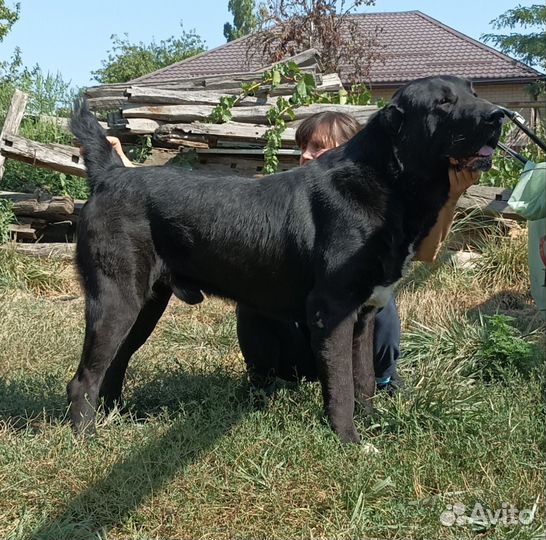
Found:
[13,368,249,540]
[0,373,68,428]
[467,289,544,331]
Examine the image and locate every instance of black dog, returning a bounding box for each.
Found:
[69,75,503,443]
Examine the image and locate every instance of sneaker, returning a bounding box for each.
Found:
[376,371,405,396]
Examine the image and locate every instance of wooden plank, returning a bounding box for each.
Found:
[126,87,279,107]
[0,134,86,177]
[124,118,162,134]
[11,194,75,220]
[154,121,297,146]
[87,95,128,111]
[203,68,322,90]
[38,115,108,132]
[193,153,299,175]
[190,148,300,156]
[9,223,37,241]
[84,85,128,99]
[457,185,523,221]
[0,89,28,180]
[4,242,76,260]
[84,53,320,99]
[0,191,86,215]
[465,184,512,202]
[126,74,340,107]
[123,103,378,125]
[125,117,164,135]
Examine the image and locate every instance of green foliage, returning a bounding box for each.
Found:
[0,49,78,119]
[126,135,154,164]
[0,199,14,245]
[92,26,206,84]
[0,0,19,42]
[0,51,87,198]
[344,84,372,105]
[403,310,539,387]
[482,4,546,74]
[480,121,545,188]
[475,314,537,381]
[208,95,238,123]
[224,0,261,42]
[1,115,89,199]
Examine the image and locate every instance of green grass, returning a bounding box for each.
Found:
[0,238,544,539]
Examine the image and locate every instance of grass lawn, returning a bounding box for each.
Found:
[0,223,544,539]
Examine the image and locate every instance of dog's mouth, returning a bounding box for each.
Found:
[449,143,497,172]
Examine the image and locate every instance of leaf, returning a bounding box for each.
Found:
[295,79,307,99]
[272,69,281,87]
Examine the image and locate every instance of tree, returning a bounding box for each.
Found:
[92,24,206,84]
[247,0,383,84]
[481,4,545,73]
[224,0,261,41]
[0,0,19,42]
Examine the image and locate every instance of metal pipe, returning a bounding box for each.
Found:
[499,107,546,154]
[497,141,528,165]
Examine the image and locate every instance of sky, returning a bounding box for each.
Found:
[0,0,539,89]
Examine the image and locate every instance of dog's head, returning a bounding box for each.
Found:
[379,75,504,174]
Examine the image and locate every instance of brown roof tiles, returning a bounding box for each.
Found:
[131,11,544,86]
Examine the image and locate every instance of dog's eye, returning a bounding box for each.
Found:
[439,97,452,105]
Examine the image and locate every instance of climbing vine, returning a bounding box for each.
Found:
[208,62,375,174]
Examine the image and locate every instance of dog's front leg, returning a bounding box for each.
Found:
[307,294,359,443]
[352,308,376,414]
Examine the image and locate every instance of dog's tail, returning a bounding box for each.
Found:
[70,99,123,192]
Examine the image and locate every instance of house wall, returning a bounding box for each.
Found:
[371,82,543,124]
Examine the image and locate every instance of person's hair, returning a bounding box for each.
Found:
[295,111,361,150]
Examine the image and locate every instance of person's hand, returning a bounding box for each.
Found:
[79,136,123,155]
[107,136,135,167]
[447,166,481,200]
[106,136,124,156]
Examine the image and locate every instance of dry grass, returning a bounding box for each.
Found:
[0,234,544,539]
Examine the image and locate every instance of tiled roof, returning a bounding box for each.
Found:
[131,11,544,86]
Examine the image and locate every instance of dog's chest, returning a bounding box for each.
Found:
[364,242,415,308]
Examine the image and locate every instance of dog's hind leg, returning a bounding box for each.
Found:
[68,283,151,433]
[98,281,172,412]
[352,309,376,415]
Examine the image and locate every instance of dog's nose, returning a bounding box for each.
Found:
[485,108,505,123]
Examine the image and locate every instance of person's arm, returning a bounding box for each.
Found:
[415,166,481,262]
[107,136,135,167]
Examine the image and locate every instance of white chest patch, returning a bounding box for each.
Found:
[402,242,416,275]
[365,284,395,308]
[364,242,415,309]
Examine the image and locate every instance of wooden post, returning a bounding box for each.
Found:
[0,89,28,180]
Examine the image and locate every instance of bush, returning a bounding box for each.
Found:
[480,121,545,188]
[1,51,86,198]
[475,314,538,381]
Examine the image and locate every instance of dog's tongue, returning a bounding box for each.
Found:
[477,145,495,157]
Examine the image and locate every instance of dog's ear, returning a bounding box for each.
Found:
[379,104,404,136]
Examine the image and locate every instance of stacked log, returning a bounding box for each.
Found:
[0,191,84,242]
[84,49,379,177]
